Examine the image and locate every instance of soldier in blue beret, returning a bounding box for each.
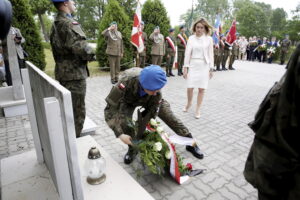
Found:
[50,0,95,137]
[104,65,204,164]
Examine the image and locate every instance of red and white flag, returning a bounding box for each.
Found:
[131,1,144,53]
[226,20,236,45]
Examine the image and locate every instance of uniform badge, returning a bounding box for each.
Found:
[118,83,125,89]
[72,21,79,25]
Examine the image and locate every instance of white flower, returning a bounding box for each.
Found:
[165,151,171,159]
[153,142,162,151]
[156,126,164,134]
[150,118,157,127]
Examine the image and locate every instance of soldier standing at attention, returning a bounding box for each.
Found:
[149,26,165,66]
[165,28,176,77]
[50,0,95,138]
[228,40,238,70]
[104,65,204,164]
[102,21,124,84]
[215,35,225,71]
[177,25,187,76]
[280,34,291,65]
[136,21,147,68]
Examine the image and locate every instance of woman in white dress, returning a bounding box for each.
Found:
[183,18,214,119]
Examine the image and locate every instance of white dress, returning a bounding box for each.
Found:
[183,35,214,89]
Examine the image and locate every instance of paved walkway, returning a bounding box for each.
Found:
[0,60,286,199]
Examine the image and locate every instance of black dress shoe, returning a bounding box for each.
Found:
[186,145,204,159]
[222,67,227,70]
[229,67,235,70]
[124,147,137,164]
[169,72,175,77]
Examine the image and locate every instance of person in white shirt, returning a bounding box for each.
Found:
[183,18,214,119]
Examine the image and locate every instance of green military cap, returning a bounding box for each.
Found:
[155,26,160,30]
[110,21,117,26]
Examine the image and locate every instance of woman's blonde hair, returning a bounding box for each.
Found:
[192,18,213,35]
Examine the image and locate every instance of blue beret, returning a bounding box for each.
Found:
[140,21,144,25]
[51,0,68,2]
[139,65,167,91]
[169,28,175,32]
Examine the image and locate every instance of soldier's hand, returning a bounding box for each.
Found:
[119,134,132,145]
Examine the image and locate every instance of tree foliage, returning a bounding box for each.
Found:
[116,0,137,19]
[11,0,46,70]
[236,3,269,38]
[96,0,133,69]
[270,8,287,33]
[76,0,105,39]
[29,0,54,41]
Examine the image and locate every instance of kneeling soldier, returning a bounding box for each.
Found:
[104,65,204,164]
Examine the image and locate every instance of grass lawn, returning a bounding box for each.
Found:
[44,48,109,78]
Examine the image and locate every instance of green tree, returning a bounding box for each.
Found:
[116,0,137,19]
[236,3,269,38]
[29,0,54,42]
[194,0,231,25]
[270,8,287,38]
[36,15,53,41]
[76,0,105,39]
[142,0,170,39]
[11,0,46,70]
[96,0,133,69]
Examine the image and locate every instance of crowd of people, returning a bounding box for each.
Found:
[213,34,292,71]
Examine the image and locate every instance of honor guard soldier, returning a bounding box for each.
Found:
[280,34,291,65]
[50,0,95,137]
[104,65,204,164]
[149,26,165,66]
[136,21,147,68]
[165,28,176,77]
[177,25,187,76]
[228,40,238,70]
[102,21,124,84]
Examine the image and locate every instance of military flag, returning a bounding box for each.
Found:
[212,14,222,46]
[131,1,144,53]
[226,20,237,45]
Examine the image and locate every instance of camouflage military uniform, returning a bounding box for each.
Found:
[104,68,190,138]
[228,42,238,69]
[177,33,187,75]
[280,38,291,65]
[50,11,95,137]
[244,44,300,200]
[165,35,176,76]
[215,40,224,70]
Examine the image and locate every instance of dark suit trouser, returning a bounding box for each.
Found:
[177,51,184,74]
[60,79,86,138]
[108,55,121,82]
[166,55,174,74]
[152,55,163,66]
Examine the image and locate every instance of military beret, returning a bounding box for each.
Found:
[220,34,224,37]
[155,26,160,30]
[0,0,12,40]
[110,21,117,26]
[139,65,167,91]
[179,25,185,30]
[140,21,144,25]
[169,28,175,33]
[51,0,68,2]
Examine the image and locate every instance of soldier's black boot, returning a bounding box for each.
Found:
[186,145,204,159]
[185,133,204,159]
[124,145,137,164]
[169,69,175,76]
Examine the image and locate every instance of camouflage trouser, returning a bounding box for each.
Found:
[178,51,184,73]
[222,49,230,68]
[151,55,163,66]
[108,55,121,82]
[166,55,174,74]
[229,54,236,68]
[60,79,86,138]
[104,99,190,138]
